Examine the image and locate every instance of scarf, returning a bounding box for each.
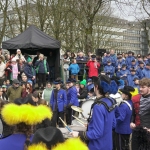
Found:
[12,63,18,79]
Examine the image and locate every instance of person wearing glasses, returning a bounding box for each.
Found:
[7,79,23,102]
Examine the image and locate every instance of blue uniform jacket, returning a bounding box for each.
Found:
[127,63,138,70]
[35,60,49,73]
[67,86,79,106]
[86,98,116,150]
[24,64,36,81]
[127,74,138,87]
[86,83,94,92]
[125,56,135,67]
[116,69,130,80]
[104,65,115,78]
[115,100,133,134]
[102,56,113,66]
[136,67,144,79]
[110,54,117,67]
[141,68,150,78]
[0,134,33,150]
[50,89,67,112]
[68,64,80,75]
[116,59,126,69]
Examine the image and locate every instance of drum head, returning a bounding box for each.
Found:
[81,100,94,119]
[69,125,86,131]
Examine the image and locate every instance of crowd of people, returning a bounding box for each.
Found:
[0,48,150,150]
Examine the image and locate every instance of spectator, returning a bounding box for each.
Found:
[6,79,11,88]
[2,85,8,101]
[33,51,40,66]
[21,74,28,85]
[47,51,55,82]
[86,55,100,79]
[78,79,88,102]
[24,57,36,87]
[0,56,6,86]
[70,52,76,62]
[5,59,12,82]
[7,79,22,102]
[42,82,53,104]
[18,59,25,81]
[104,60,115,78]
[14,49,26,62]
[68,59,80,81]
[35,54,49,89]
[11,57,19,80]
[21,83,32,98]
[63,54,70,81]
[76,52,87,81]
[141,63,150,78]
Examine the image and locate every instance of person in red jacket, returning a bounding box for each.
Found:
[130,88,141,150]
[86,55,100,80]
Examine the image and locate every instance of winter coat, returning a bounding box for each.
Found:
[125,56,135,67]
[86,60,100,77]
[42,87,53,102]
[102,56,113,66]
[136,67,144,79]
[35,59,49,74]
[127,74,139,87]
[104,65,115,78]
[141,68,150,78]
[78,87,88,99]
[116,69,130,80]
[68,63,80,75]
[24,64,36,82]
[76,56,87,69]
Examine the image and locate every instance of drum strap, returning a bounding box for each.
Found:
[88,97,116,123]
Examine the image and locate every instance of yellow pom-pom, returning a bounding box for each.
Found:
[52,138,89,150]
[131,88,139,97]
[28,143,47,150]
[1,104,53,125]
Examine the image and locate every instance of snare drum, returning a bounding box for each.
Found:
[58,128,72,139]
[69,125,86,131]
[81,99,94,119]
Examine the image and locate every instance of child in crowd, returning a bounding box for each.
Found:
[133,77,140,92]
[2,85,8,101]
[104,60,115,78]
[68,59,80,81]
[11,58,19,80]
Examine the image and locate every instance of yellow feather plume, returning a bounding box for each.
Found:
[1,104,53,125]
[131,88,139,97]
[52,138,89,150]
[28,143,47,150]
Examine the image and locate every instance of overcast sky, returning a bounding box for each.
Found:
[111,0,149,21]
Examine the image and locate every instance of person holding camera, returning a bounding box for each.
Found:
[104,60,115,78]
[35,54,49,89]
[22,82,32,98]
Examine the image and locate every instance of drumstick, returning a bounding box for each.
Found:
[59,117,72,132]
[72,115,85,125]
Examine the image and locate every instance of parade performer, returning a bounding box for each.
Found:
[66,78,79,125]
[50,79,67,127]
[28,126,88,150]
[0,97,52,150]
[71,75,118,150]
[115,86,134,150]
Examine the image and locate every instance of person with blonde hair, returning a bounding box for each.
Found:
[35,54,49,89]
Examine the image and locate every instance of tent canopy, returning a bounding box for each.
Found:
[2,25,61,50]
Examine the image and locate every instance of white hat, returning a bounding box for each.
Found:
[17,49,21,52]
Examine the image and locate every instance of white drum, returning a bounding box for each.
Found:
[58,128,72,139]
[69,125,86,131]
[81,99,94,119]
[72,118,87,126]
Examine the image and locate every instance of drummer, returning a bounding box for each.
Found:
[66,78,79,125]
[70,75,118,150]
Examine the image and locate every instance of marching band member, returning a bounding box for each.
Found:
[50,79,67,127]
[66,78,79,125]
[115,86,134,150]
[71,75,118,150]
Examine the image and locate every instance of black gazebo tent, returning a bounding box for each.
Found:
[2,25,61,78]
